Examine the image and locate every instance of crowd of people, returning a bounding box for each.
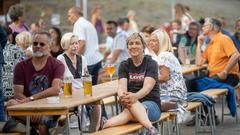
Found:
[0,2,239,135]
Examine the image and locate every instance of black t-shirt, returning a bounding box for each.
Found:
[118,55,161,109]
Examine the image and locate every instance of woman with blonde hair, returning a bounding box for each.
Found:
[57,33,102,131]
[149,29,188,111]
[99,33,161,135]
[15,31,32,58]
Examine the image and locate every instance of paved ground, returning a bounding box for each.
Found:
[68,98,240,135]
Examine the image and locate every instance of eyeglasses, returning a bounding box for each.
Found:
[33,42,46,47]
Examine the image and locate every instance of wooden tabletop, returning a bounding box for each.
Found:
[7,80,118,116]
[181,64,207,74]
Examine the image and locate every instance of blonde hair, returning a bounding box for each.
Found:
[151,29,173,54]
[15,31,32,49]
[61,32,78,50]
[126,32,146,48]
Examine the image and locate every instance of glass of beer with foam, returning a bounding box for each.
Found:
[63,76,72,97]
[83,75,92,96]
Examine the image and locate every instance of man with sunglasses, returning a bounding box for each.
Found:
[6,31,65,134]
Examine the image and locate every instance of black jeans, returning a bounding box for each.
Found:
[87,61,102,85]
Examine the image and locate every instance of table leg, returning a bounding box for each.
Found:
[26,116,30,135]
[66,114,70,135]
[114,94,119,114]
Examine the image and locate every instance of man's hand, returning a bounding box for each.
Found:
[16,98,30,103]
[217,71,228,80]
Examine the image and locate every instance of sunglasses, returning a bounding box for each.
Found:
[33,42,46,47]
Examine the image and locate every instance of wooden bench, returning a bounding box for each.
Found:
[200,88,234,123]
[90,112,170,135]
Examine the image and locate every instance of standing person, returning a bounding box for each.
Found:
[127,10,139,34]
[91,5,105,44]
[49,27,64,58]
[99,33,161,135]
[2,27,26,101]
[6,31,65,134]
[0,26,7,121]
[68,7,103,85]
[174,3,193,32]
[8,4,29,44]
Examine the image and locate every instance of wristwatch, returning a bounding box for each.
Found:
[29,96,35,101]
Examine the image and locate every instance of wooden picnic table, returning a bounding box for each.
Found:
[7,80,118,135]
[181,64,208,75]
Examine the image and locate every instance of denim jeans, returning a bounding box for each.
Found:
[142,101,161,122]
[0,64,5,121]
[87,61,102,85]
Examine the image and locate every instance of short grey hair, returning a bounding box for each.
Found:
[8,4,25,22]
[205,17,222,32]
[34,31,51,44]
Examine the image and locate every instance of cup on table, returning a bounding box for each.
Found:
[63,76,72,97]
[83,75,92,96]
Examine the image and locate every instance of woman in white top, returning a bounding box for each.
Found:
[148,29,188,108]
[57,33,88,89]
[57,33,102,131]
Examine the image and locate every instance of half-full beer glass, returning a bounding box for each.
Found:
[63,76,72,97]
[83,75,92,96]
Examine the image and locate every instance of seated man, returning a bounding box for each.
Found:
[7,31,65,134]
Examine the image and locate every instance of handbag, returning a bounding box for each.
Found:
[160,98,178,111]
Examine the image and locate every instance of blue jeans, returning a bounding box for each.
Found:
[211,74,239,87]
[87,61,102,85]
[0,64,5,121]
[142,101,161,122]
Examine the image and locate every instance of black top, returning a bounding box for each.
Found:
[118,55,161,109]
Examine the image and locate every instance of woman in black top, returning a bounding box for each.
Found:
[100,33,161,135]
[49,27,64,58]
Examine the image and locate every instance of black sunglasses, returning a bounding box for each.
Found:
[33,42,46,47]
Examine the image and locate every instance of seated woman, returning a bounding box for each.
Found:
[57,33,101,131]
[100,33,161,135]
[148,29,188,111]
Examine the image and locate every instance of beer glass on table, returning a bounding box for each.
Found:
[83,75,92,96]
[107,64,116,81]
[63,76,72,97]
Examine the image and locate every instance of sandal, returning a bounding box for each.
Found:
[98,116,107,130]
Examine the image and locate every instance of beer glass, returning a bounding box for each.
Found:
[107,64,116,81]
[83,75,92,96]
[184,46,192,65]
[63,76,72,97]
